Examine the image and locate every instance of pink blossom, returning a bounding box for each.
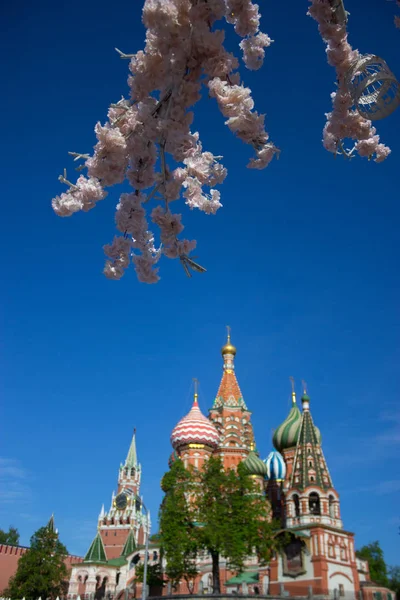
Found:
[103,237,132,280]
[308,0,390,162]
[239,33,273,71]
[52,0,276,282]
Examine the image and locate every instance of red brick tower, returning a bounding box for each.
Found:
[209,329,254,469]
[97,430,149,559]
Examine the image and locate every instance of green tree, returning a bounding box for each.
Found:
[160,456,287,595]
[388,566,400,600]
[194,457,286,593]
[159,459,198,590]
[0,526,19,545]
[135,562,164,588]
[356,541,389,587]
[4,523,68,599]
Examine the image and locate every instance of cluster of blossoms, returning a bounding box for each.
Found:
[52,0,276,283]
[308,0,391,162]
[395,0,400,29]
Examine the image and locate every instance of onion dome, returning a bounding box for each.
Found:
[221,327,237,356]
[171,391,220,450]
[243,448,269,477]
[264,450,286,481]
[272,391,302,452]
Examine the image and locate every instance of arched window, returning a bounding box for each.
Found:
[153,550,158,561]
[329,495,335,518]
[130,554,141,569]
[309,492,321,515]
[293,494,300,517]
[309,461,313,467]
[131,467,135,476]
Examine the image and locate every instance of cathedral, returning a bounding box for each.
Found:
[67,334,393,600]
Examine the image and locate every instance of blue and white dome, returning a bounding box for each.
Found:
[264,450,286,481]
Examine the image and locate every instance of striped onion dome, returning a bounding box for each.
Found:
[242,450,269,477]
[272,400,302,452]
[264,450,286,481]
[171,396,220,450]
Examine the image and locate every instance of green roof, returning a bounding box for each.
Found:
[84,532,107,563]
[226,572,259,585]
[125,431,138,468]
[108,557,128,567]
[290,403,331,491]
[47,515,56,533]
[121,529,136,557]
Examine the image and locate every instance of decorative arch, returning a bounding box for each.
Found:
[329,571,353,583]
[309,492,321,515]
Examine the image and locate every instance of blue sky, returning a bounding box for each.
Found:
[1,0,399,567]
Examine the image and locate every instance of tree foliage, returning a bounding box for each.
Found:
[159,456,287,595]
[159,459,198,589]
[5,525,68,599]
[356,541,389,587]
[135,562,164,588]
[0,526,19,545]
[388,566,400,600]
[194,457,287,593]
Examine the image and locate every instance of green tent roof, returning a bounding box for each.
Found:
[108,557,128,567]
[121,529,136,557]
[226,572,259,585]
[84,531,107,563]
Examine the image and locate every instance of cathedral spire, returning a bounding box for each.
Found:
[213,328,247,409]
[125,429,138,468]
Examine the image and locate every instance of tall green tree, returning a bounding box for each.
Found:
[159,456,287,595]
[356,541,388,587]
[0,526,19,545]
[5,522,68,599]
[194,457,286,593]
[159,459,198,590]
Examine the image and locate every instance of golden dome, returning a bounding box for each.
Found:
[221,327,237,356]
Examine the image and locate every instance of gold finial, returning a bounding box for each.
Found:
[250,441,255,451]
[221,326,237,356]
[289,376,296,404]
[193,378,199,404]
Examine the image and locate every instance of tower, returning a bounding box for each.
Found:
[97,430,149,559]
[209,329,255,469]
[284,390,341,529]
[272,386,361,598]
[170,381,220,469]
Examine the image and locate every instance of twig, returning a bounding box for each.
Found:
[115,48,135,59]
[58,169,78,191]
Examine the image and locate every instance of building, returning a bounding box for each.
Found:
[65,333,394,600]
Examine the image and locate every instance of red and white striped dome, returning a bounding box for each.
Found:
[171,397,220,450]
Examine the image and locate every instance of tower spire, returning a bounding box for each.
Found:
[125,429,138,468]
[193,378,199,406]
[289,376,296,404]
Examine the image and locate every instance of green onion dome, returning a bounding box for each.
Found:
[242,450,269,477]
[272,400,302,452]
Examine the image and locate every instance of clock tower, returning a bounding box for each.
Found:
[97,430,150,559]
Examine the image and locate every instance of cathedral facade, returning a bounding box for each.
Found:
[67,334,394,600]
